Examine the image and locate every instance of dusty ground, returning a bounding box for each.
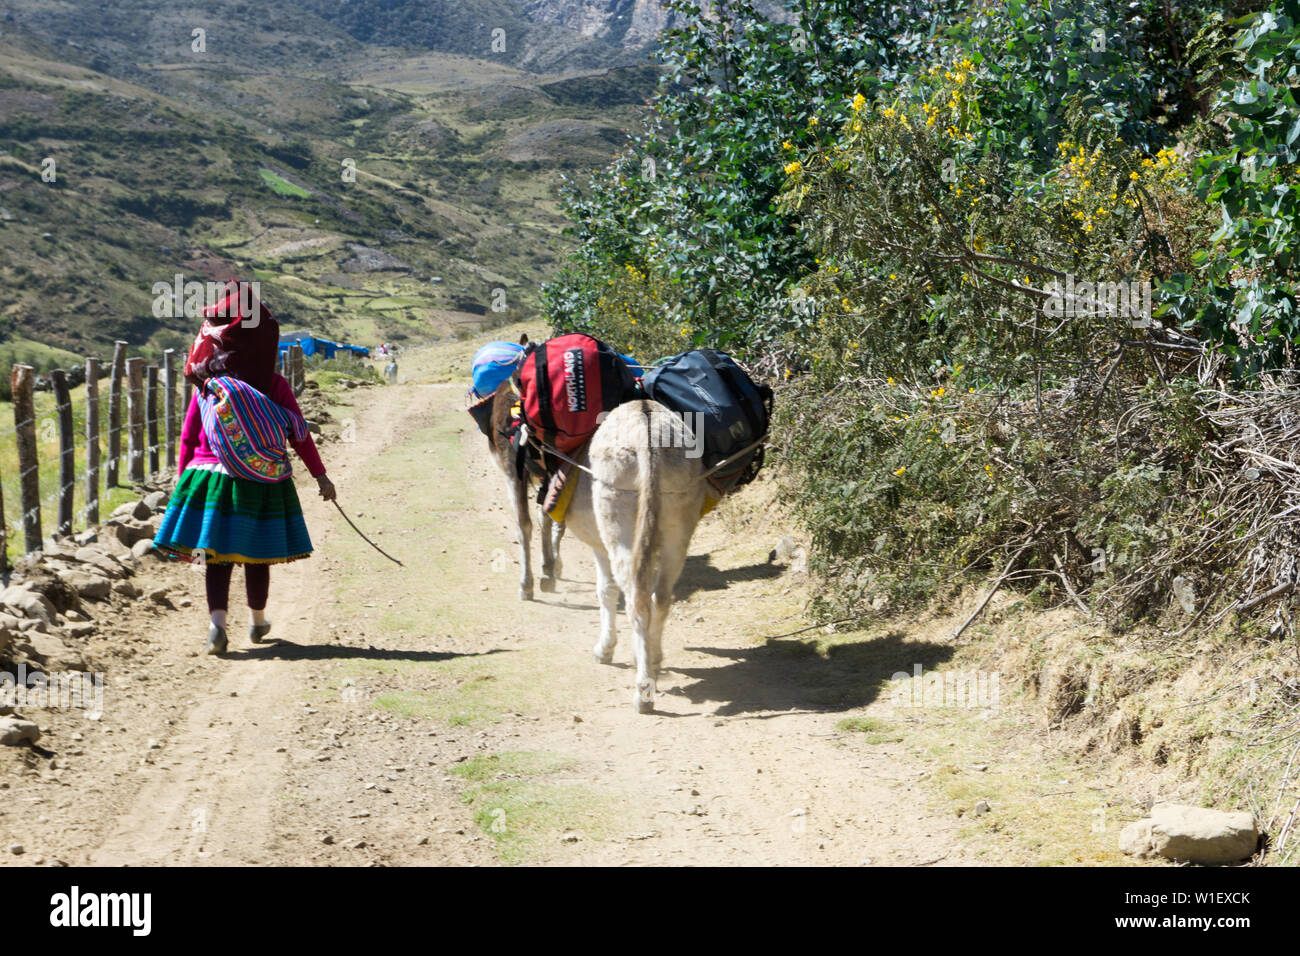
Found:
[0,334,1165,867]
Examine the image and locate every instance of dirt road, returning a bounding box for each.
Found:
[0,338,1075,867]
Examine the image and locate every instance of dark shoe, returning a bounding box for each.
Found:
[206,624,228,655]
[249,622,272,644]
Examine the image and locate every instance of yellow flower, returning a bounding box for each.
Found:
[852,93,866,112]
[894,467,906,476]
[808,116,819,127]
[1129,171,1140,181]
[784,161,802,175]
[781,140,794,151]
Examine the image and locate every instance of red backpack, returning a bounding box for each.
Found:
[519,333,639,457]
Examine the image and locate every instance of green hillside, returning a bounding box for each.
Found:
[0,1,655,367]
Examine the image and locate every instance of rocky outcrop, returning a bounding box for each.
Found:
[1,482,172,746]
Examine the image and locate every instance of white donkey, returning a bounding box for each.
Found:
[562,400,708,712]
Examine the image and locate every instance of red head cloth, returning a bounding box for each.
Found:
[183,281,279,394]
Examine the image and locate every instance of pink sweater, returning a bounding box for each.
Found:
[178,373,327,478]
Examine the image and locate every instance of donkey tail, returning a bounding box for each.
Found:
[630,402,659,622]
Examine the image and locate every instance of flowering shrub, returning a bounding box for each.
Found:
[545,0,1288,623]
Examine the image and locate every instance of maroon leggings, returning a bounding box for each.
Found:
[205,563,270,612]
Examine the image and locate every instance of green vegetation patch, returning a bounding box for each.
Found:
[258,168,311,199]
[451,751,612,863]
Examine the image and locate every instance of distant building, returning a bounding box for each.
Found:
[279,330,371,361]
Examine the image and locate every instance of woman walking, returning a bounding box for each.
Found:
[154,283,336,654]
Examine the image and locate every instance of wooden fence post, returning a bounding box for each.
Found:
[106,341,126,488]
[11,365,41,553]
[85,357,101,526]
[146,365,159,476]
[163,349,177,469]
[127,357,145,485]
[50,369,74,537]
[290,344,305,396]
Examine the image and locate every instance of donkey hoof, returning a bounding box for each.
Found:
[539,576,557,593]
[594,649,614,666]
[519,586,534,601]
[634,681,655,713]
[635,696,655,714]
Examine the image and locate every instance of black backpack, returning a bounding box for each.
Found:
[641,349,774,496]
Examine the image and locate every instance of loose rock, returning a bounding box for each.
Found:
[1120,803,1259,864]
[0,717,41,746]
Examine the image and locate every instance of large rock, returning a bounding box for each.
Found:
[74,548,128,579]
[109,501,138,520]
[132,538,158,559]
[20,631,87,671]
[0,586,57,625]
[59,569,112,601]
[1119,819,1156,858]
[97,533,134,561]
[16,567,81,614]
[143,491,169,512]
[105,518,154,547]
[112,580,140,599]
[1120,804,1258,864]
[0,717,40,746]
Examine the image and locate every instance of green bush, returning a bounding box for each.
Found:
[546,0,1294,625]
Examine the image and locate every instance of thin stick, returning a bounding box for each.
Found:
[1238,580,1294,615]
[953,528,1041,641]
[762,617,857,641]
[1052,553,1091,618]
[331,500,404,567]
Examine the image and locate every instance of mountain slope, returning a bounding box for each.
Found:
[0,1,658,362]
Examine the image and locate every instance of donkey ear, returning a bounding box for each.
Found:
[519,333,529,345]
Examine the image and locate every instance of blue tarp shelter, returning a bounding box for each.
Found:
[279,330,371,360]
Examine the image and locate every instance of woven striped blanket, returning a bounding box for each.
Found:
[199,375,308,483]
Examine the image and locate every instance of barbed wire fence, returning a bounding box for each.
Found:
[0,342,198,572]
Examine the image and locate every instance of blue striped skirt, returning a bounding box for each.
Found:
[154,463,313,565]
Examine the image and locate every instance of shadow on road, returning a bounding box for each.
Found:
[674,554,784,600]
[222,642,512,664]
[669,629,957,716]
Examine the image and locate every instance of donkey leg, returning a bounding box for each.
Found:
[592,547,620,665]
[647,525,695,680]
[632,606,655,713]
[513,477,534,601]
[538,508,558,593]
[551,520,566,580]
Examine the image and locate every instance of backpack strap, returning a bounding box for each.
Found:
[529,343,557,439]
